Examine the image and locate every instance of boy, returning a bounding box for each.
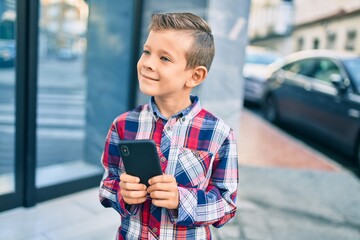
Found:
[99,12,239,240]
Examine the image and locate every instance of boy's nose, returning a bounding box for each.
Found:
[142,57,155,71]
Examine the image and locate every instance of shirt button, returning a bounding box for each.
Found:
[181,117,186,123]
[160,157,166,162]
[166,126,172,131]
[153,227,158,233]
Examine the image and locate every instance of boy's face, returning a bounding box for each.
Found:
[137,30,194,99]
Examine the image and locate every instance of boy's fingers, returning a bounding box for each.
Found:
[147,182,178,195]
[151,199,178,209]
[148,174,176,185]
[132,197,147,204]
[121,189,147,199]
[124,197,147,205]
[120,181,146,191]
[149,190,176,200]
[120,173,140,183]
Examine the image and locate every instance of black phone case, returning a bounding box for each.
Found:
[117,140,162,186]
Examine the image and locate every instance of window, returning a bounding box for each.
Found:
[313,38,320,49]
[345,30,357,51]
[313,59,341,84]
[36,0,102,188]
[326,32,336,50]
[0,0,16,196]
[297,37,304,51]
[283,59,318,78]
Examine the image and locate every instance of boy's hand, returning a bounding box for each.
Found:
[147,175,179,209]
[119,173,147,205]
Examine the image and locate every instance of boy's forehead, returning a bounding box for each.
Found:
[146,30,193,49]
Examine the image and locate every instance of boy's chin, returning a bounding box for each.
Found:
[139,87,156,97]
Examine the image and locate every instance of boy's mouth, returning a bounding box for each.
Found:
[141,73,159,81]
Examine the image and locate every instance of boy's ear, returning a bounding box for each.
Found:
[186,66,208,88]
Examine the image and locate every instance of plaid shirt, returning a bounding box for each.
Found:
[99,96,238,240]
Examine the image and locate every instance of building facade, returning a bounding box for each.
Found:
[248,0,360,56]
[293,6,360,54]
[248,0,294,55]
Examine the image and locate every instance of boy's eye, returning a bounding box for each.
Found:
[143,50,150,55]
[160,56,171,62]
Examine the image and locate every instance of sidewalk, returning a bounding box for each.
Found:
[1,109,359,240]
[214,166,360,240]
[215,109,360,240]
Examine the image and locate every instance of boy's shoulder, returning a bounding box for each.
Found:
[195,107,233,134]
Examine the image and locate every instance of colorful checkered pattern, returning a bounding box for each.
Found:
[99,96,238,240]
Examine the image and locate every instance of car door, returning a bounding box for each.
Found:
[301,58,360,151]
[274,59,318,126]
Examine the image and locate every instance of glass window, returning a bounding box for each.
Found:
[0,0,16,195]
[313,59,341,84]
[36,0,102,188]
[345,30,357,51]
[313,38,319,49]
[283,59,317,78]
[283,62,301,73]
[343,57,360,91]
[297,37,304,51]
[326,32,336,50]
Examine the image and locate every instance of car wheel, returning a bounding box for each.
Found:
[263,95,278,123]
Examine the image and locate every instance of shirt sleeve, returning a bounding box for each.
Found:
[168,129,239,227]
[99,119,140,217]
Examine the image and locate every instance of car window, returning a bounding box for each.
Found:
[313,59,341,84]
[283,59,317,78]
[343,58,360,91]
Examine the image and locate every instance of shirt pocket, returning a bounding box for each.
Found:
[175,147,213,188]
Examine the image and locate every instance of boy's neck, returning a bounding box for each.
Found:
[154,96,192,119]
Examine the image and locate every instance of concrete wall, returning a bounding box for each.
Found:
[202,0,250,133]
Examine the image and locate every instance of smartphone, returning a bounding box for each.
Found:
[117,139,162,186]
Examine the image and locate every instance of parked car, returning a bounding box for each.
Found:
[243,46,280,104]
[0,40,16,68]
[57,48,78,61]
[262,49,360,166]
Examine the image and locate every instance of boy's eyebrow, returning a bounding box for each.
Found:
[158,49,175,59]
[144,44,176,59]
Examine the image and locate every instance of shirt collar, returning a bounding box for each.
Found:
[149,95,201,121]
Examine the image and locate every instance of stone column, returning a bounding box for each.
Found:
[199,0,250,134]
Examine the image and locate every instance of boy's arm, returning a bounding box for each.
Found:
[168,129,238,227]
[99,120,140,217]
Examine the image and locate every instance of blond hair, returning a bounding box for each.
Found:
[149,12,215,71]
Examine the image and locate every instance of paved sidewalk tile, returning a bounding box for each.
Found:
[238,109,341,171]
[233,166,360,240]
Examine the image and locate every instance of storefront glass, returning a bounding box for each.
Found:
[0,0,16,195]
[36,0,103,188]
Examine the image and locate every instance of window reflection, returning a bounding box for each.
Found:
[36,0,102,187]
[0,0,16,195]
